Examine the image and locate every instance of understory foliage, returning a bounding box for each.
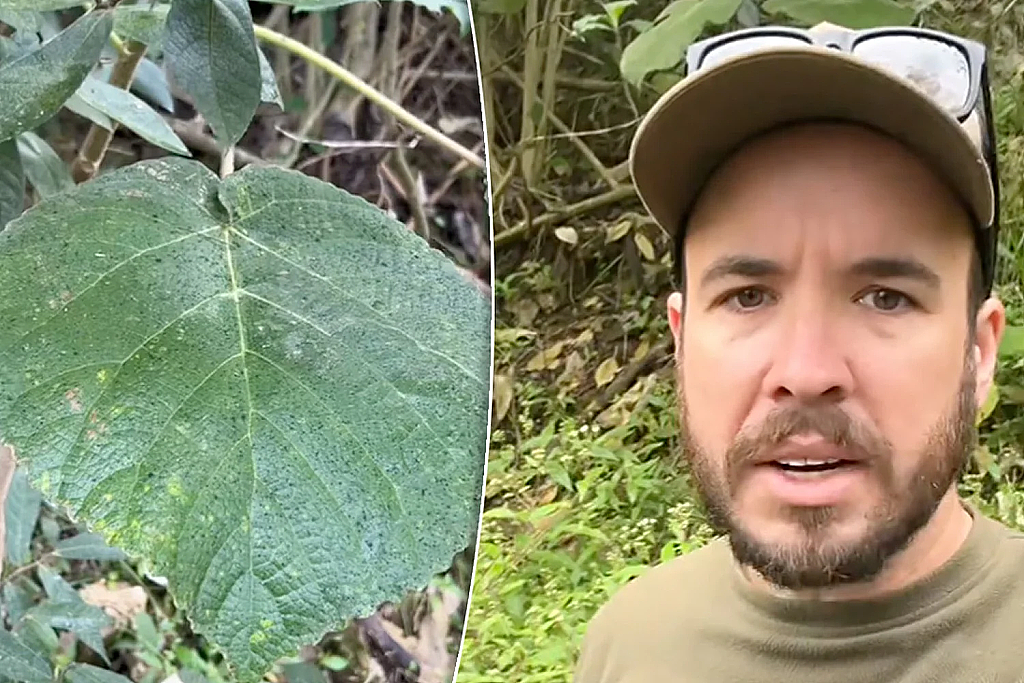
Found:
[0,2,489,683]
[461,0,1024,681]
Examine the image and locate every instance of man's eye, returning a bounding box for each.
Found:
[859,288,912,312]
[727,287,771,310]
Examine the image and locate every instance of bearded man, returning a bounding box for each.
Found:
[574,21,1024,683]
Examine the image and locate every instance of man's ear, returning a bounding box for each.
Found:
[668,291,684,353]
[973,296,1006,408]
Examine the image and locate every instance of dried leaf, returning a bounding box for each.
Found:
[631,339,650,362]
[78,582,148,633]
[594,357,619,387]
[557,351,586,389]
[574,328,594,345]
[554,226,578,245]
[512,299,540,327]
[537,293,557,311]
[634,232,656,261]
[605,219,631,243]
[492,373,513,424]
[493,327,536,344]
[526,341,567,371]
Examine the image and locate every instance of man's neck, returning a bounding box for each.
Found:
[740,492,974,602]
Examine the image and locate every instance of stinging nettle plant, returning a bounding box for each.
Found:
[0,1,491,682]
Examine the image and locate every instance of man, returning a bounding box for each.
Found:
[574,21,1024,683]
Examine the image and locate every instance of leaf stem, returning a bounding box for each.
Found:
[251,24,484,170]
[71,38,148,184]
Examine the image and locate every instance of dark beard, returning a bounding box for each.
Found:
[677,358,978,591]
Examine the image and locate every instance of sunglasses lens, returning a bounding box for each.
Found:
[701,36,810,71]
[853,36,970,113]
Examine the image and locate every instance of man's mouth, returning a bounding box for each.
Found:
[770,457,857,473]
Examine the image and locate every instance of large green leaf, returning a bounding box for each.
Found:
[4,468,42,566]
[0,157,490,683]
[65,664,135,683]
[0,628,52,683]
[0,137,23,228]
[0,0,82,9]
[75,75,190,156]
[0,9,42,34]
[0,9,113,142]
[16,131,74,199]
[165,0,262,147]
[620,0,744,84]
[762,0,916,27]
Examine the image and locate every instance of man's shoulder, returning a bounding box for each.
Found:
[580,537,733,648]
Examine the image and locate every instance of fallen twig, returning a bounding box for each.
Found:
[494,184,638,248]
[168,119,267,168]
[585,339,672,416]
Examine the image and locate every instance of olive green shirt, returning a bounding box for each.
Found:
[575,504,1024,683]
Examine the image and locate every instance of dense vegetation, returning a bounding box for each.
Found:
[460,1,1024,681]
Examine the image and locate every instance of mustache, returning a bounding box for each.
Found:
[726,404,892,471]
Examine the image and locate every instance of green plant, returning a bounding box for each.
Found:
[0,2,491,683]
[617,0,921,84]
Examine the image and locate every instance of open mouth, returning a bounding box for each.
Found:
[770,458,858,473]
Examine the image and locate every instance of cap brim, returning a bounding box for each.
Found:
[629,47,995,236]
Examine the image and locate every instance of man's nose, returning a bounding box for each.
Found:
[761,303,854,404]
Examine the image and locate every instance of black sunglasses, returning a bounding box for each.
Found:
[674,25,1002,291]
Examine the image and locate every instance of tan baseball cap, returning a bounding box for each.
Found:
[629,22,996,248]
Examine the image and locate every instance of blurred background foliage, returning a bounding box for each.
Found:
[459,0,1024,681]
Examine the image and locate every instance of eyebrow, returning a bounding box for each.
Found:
[699,255,941,289]
[699,256,783,288]
[847,257,940,289]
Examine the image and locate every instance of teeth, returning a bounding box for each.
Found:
[777,458,841,467]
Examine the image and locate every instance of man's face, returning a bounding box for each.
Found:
[669,122,1002,590]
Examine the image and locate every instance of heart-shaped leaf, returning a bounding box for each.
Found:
[620,0,743,84]
[75,75,190,156]
[762,0,917,28]
[0,157,490,682]
[0,9,113,142]
[165,0,262,147]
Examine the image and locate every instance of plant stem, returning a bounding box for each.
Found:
[71,38,148,183]
[252,24,484,170]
